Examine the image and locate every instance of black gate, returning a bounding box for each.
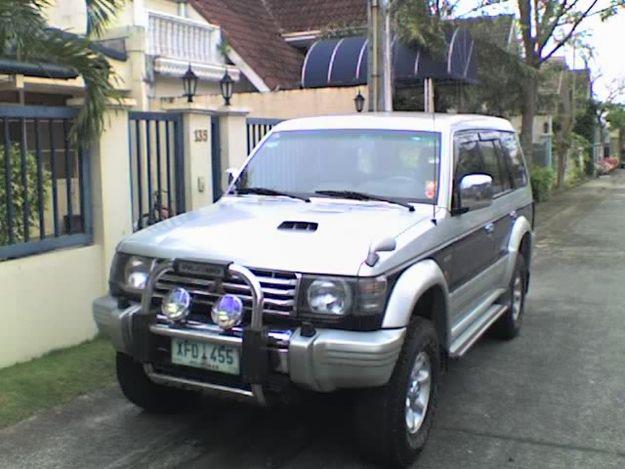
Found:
[128,112,185,230]
[211,115,222,201]
[246,118,282,154]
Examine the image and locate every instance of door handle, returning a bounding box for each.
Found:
[484,223,495,235]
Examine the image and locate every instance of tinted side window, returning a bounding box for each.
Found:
[455,136,482,181]
[479,140,510,195]
[500,132,528,187]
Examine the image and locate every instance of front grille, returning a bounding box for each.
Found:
[153,267,299,320]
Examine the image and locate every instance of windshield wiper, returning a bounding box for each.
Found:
[234,187,310,202]
[314,190,415,212]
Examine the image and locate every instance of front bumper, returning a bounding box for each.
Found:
[93,295,405,395]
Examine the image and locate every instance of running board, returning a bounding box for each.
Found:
[449,304,508,358]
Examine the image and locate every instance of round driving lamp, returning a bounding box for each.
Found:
[211,294,244,330]
[307,279,352,315]
[161,287,191,322]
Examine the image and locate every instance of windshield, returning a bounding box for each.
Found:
[233,129,441,204]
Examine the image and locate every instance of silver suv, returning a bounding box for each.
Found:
[94,113,533,467]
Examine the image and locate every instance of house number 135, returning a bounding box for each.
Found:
[194,129,208,142]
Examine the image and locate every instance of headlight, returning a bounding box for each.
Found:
[301,275,387,317]
[124,256,152,290]
[110,253,154,295]
[307,279,353,315]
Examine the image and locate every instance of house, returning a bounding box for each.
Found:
[2,0,483,117]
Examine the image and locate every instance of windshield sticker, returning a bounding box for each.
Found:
[425,181,437,200]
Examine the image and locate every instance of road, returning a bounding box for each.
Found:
[2,173,625,469]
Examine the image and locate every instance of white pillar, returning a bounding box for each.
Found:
[424,78,435,113]
[167,105,215,210]
[218,107,250,193]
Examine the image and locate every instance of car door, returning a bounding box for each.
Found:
[447,132,497,322]
[477,134,513,270]
[495,131,534,287]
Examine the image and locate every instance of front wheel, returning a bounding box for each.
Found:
[116,353,198,413]
[355,317,440,468]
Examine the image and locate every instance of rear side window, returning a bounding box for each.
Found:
[454,132,512,197]
[479,140,510,194]
[499,132,528,187]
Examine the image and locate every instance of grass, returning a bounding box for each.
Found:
[0,337,116,429]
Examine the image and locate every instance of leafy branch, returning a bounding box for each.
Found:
[0,0,124,147]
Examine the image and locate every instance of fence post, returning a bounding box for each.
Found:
[163,103,215,210]
[69,98,136,287]
[218,107,249,194]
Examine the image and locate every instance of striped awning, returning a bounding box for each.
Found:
[301,29,477,88]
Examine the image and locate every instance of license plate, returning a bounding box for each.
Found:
[171,338,240,375]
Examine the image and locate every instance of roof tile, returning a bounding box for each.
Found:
[191,0,304,90]
[266,0,366,33]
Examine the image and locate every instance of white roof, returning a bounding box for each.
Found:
[272,112,515,134]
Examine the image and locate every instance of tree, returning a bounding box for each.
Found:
[606,104,625,158]
[515,0,625,163]
[393,1,533,117]
[0,0,124,145]
[0,144,50,244]
[394,0,501,56]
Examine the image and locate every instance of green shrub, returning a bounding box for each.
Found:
[530,165,555,202]
[0,144,50,245]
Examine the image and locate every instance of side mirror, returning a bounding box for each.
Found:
[225,167,237,185]
[456,173,493,214]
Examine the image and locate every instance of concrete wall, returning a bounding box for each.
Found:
[0,102,135,369]
[0,246,103,368]
[45,0,87,35]
[153,77,221,103]
[510,115,553,142]
[192,86,366,119]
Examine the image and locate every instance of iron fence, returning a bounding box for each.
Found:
[0,105,92,260]
[128,112,185,231]
[246,117,282,154]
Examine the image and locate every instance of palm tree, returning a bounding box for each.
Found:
[0,0,125,145]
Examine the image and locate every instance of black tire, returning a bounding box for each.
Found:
[116,353,198,413]
[493,255,527,340]
[355,317,440,468]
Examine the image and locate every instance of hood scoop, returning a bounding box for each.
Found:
[278,221,318,232]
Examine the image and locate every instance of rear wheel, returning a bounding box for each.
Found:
[493,255,527,340]
[355,317,440,468]
[116,353,198,413]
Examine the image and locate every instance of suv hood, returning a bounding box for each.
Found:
[119,197,432,276]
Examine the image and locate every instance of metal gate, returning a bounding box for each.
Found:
[246,118,282,154]
[128,112,185,230]
[210,115,222,200]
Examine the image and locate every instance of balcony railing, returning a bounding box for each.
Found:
[147,11,238,81]
[148,10,219,64]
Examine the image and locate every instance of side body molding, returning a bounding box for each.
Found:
[382,259,450,342]
[504,216,533,283]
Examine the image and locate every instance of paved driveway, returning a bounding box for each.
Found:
[2,173,625,469]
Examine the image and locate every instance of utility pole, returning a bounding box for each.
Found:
[367,0,393,112]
